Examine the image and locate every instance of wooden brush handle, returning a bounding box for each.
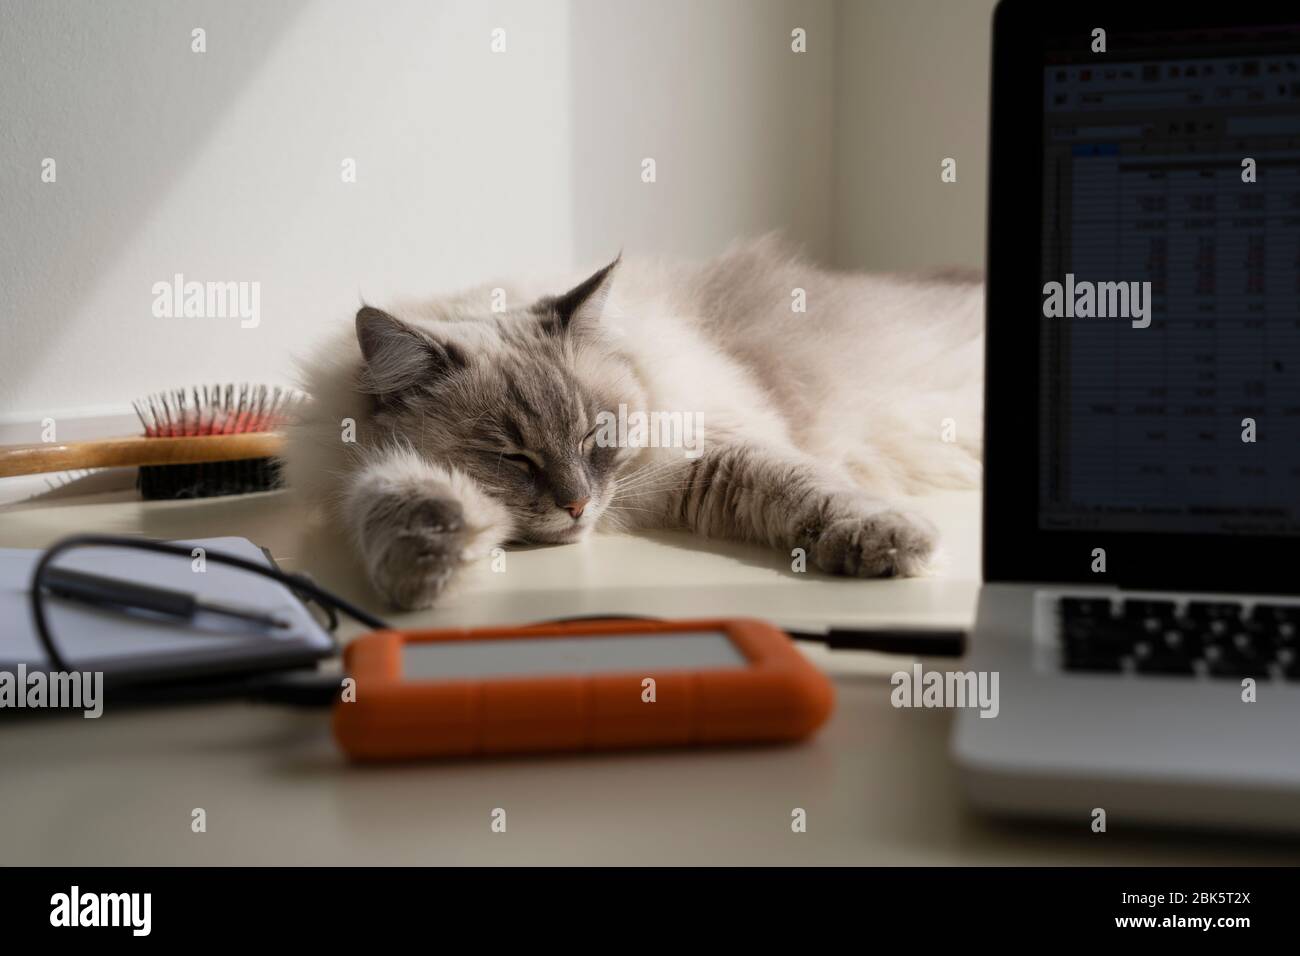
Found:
[0,433,285,478]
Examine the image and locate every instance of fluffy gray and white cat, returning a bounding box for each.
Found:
[284,236,983,610]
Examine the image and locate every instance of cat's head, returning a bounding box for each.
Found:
[354,258,646,544]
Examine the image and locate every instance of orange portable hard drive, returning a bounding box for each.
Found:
[333,618,834,761]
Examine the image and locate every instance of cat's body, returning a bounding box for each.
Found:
[284,236,983,609]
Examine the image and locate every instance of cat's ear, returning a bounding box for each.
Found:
[355,306,465,394]
[544,255,621,334]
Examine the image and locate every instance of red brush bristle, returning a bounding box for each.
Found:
[131,384,304,438]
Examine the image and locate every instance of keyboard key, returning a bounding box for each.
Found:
[1232,625,1275,655]
[1160,628,1194,654]
[1196,616,1227,639]
[1063,620,1134,655]
[1062,623,1133,672]
[1121,600,1176,638]
[1251,605,1300,647]
[1184,601,1245,624]
[1277,648,1300,680]
[1251,603,1300,624]
[1122,599,1177,621]
[1060,597,1114,621]
[1131,639,1195,675]
[1202,643,1273,679]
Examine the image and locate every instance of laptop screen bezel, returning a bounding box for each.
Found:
[984,0,1300,593]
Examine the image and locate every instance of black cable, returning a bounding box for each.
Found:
[537,615,966,657]
[790,627,966,657]
[240,671,349,707]
[28,533,389,678]
[102,668,347,708]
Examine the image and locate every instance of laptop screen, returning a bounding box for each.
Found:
[1037,27,1300,536]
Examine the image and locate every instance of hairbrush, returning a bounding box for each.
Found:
[0,384,302,499]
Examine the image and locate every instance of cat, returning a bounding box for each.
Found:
[283,235,983,610]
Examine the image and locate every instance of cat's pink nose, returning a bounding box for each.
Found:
[563,497,589,519]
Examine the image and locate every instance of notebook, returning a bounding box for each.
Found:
[0,536,336,681]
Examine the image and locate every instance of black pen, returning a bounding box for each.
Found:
[42,566,289,630]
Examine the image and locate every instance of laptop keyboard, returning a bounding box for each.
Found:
[1059,597,1300,679]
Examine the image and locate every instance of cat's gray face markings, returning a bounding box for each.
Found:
[355,258,638,544]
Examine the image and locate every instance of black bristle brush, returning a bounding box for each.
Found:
[0,384,304,500]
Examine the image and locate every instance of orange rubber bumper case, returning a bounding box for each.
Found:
[333,617,835,761]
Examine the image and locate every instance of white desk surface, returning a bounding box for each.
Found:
[0,483,1293,864]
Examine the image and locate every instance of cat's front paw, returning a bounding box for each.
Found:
[809,507,937,578]
[364,497,470,610]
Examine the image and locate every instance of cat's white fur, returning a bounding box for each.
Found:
[284,235,983,608]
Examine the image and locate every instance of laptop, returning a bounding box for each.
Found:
[954,0,1300,831]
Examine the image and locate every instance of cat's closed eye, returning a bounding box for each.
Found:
[502,452,539,473]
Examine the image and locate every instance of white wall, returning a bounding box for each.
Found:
[0,0,576,424]
[832,0,998,273]
[0,0,838,426]
[2,0,995,426]
[569,0,835,264]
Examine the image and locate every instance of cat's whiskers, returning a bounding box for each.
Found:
[612,458,671,481]
[611,459,687,494]
[612,466,706,498]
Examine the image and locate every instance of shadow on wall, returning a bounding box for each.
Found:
[1,0,579,422]
[0,0,309,414]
